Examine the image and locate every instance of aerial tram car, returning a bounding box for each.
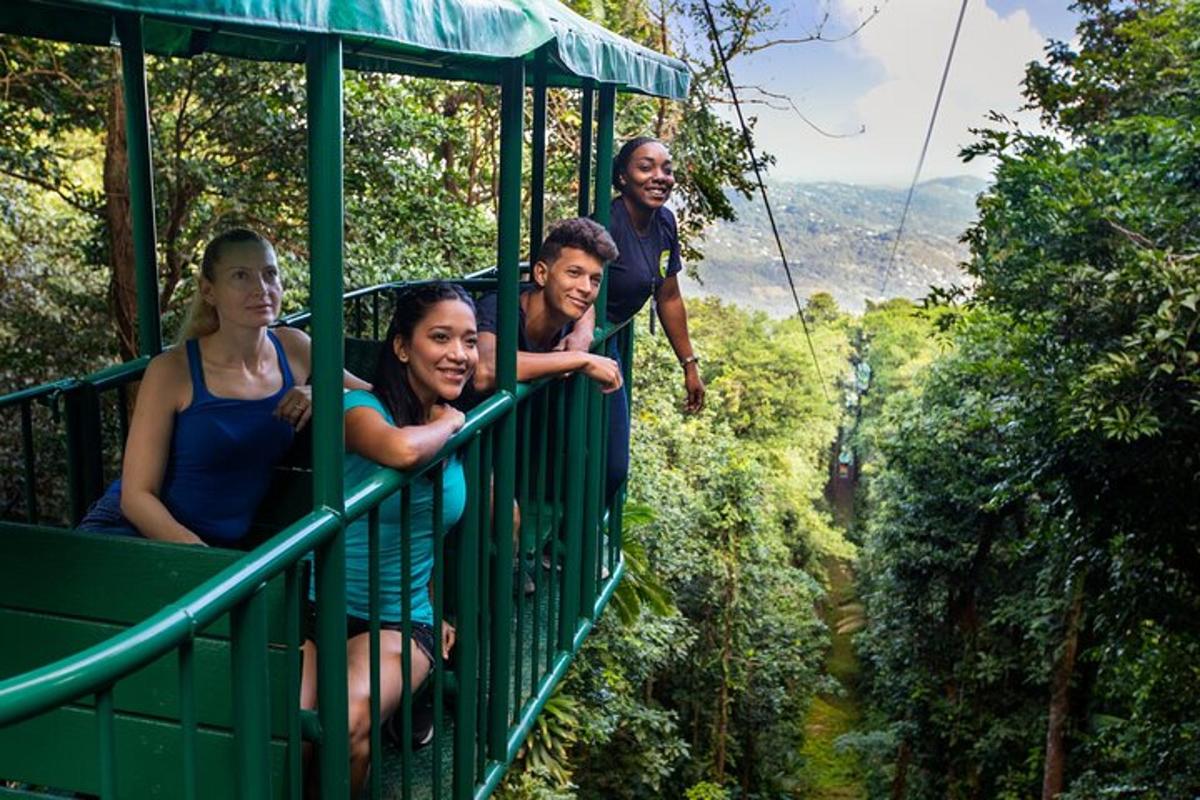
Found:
[0,1,688,797]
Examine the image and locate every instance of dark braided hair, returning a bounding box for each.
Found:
[372,282,475,427]
[612,136,662,191]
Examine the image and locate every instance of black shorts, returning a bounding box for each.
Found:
[303,601,436,665]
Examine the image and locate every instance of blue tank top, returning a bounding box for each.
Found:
[101,332,297,545]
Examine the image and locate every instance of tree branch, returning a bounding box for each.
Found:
[0,166,99,216]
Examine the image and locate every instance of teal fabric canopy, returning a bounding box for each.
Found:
[0,0,689,98]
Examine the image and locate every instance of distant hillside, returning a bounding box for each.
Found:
[683,176,986,314]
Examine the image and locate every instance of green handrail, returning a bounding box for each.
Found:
[0,393,512,726]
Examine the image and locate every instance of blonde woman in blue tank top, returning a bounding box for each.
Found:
[299,282,476,796]
[80,228,369,546]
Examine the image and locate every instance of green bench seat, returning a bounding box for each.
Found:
[0,526,298,799]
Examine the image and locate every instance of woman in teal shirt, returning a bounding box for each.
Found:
[301,282,477,795]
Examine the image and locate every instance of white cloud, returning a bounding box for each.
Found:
[753,0,1049,185]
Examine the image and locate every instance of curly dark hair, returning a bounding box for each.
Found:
[535,217,619,269]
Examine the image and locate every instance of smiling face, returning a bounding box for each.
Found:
[535,246,604,322]
[393,299,478,405]
[619,141,675,210]
[200,240,282,329]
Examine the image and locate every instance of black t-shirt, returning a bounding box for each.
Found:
[456,284,575,411]
[602,197,682,324]
[474,284,574,353]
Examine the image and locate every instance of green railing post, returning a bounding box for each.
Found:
[577,83,594,218]
[490,56,523,762]
[579,384,602,616]
[454,438,482,800]
[558,375,587,649]
[178,641,198,800]
[306,33,350,800]
[19,401,37,523]
[114,14,162,357]
[64,382,103,526]
[96,687,116,800]
[231,585,272,800]
[592,84,617,329]
[529,46,548,264]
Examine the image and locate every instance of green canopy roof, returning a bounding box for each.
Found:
[0,0,689,98]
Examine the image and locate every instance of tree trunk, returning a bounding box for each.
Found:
[890,738,909,800]
[1042,576,1086,799]
[104,50,138,362]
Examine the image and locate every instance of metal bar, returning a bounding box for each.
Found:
[20,401,37,524]
[476,430,493,777]
[600,375,615,577]
[558,375,588,648]
[179,640,198,800]
[547,382,566,672]
[399,487,414,800]
[231,586,272,800]
[369,506,382,800]
[115,14,162,357]
[96,686,117,800]
[592,85,617,228]
[431,464,446,800]
[453,437,482,800]
[64,383,104,525]
[613,324,635,556]
[305,33,350,800]
[577,83,595,217]
[372,292,381,339]
[116,383,130,446]
[284,562,303,800]
[579,385,601,617]
[514,400,532,717]
[472,559,626,800]
[490,56,523,762]
[529,46,548,265]
[530,388,550,688]
[593,84,617,331]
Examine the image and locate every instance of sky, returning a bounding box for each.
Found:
[719,1,1082,186]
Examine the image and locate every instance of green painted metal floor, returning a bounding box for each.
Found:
[379,559,581,799]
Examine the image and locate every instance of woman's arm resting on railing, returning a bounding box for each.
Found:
[120,354,206,545]
[655,275,704,413]
[345,403,464,471]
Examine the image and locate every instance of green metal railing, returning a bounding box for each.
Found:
[0,320,633,799]
[0,10,634,796]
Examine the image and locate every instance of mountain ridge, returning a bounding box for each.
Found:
[683,175,987,314]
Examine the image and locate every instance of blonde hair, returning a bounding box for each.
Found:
[179,228,273,342]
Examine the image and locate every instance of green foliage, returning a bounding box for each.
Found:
[684,781,730,800]
[853,3,1200,797]
[503,298,851,799]
[609,503,676,626]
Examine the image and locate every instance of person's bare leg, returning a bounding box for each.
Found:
[299,640,319,798]
[346,630,432,796]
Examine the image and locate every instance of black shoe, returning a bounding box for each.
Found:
[383,701,435,751]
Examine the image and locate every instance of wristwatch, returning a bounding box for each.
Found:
[680,355,700,369]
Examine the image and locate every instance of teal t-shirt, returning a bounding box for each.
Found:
[341,390,467,626]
